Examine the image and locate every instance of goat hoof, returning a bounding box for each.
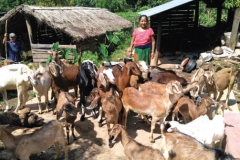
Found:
[150,138,155,143]
[98,122,102,127]
[109,143,113,148]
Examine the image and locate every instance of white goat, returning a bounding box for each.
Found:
[0,64,32,112]
[167,115,225,148]
[28,65,52,114]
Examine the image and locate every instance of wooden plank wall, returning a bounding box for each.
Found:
[151,1,198,52]
[31,44,76,63]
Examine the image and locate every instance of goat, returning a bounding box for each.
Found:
[48,62,79,103]
[122,80,184,143]
[0,120,68,160]
[130,60,149,88]
[48,50,69,70]
[78,60,98,121]
[109,124,167,160]
[139,81,199,99]
[150,70,188,86]
[86,87,123,148]
[206,101,225,120]
[112,61,141,92]
[97,66,115,91]
[28,65,52,114]
[167,115,225,149]
[172,96,215,123]
[191,68,205,95]
[56,92,77,145]
[204,67,238,108]
[156,130,234,160]
[0,64,32,112]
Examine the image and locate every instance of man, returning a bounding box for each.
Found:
[2,32,21,62]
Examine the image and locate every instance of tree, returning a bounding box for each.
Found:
[224,0,240,9]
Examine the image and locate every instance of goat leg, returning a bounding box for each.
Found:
[1,91,10,112]
[92,108,97,119]
[107,122,114,148]
[66,126,70,145]
[44,94,49,113]
[37,96,42,114]
[71,124,76,140]
[52,142,60,160]
[149,117,158,143]
[98,107,103,127]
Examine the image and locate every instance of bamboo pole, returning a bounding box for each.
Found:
[5,20,7,59]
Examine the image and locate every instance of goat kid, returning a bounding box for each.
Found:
[172,96,215,123]
[109,124,167,160]
[204,68,238,109]
[56,91,77,145]
[28,66,52,114]
[86,87,123,148]
[0,120,68,160]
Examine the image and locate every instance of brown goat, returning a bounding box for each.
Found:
[49,62,79,102]
[139,81,199,98]
[56,92,77,145]
[150,71,187,85]
[86,87,123,148]
[109,124,167,160]
[156,131,234,160]
[172,96,215,123]
[112,61,141,92]
[0,120,68,160]
[204,67,238,109]
[122,80,184,143]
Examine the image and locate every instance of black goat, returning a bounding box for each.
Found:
[78,60,98,121]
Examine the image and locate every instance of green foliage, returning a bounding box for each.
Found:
[81,51,103,67]
[95,0,128,12]
[224,0,240,9]
[99,31,120,61]
[46,42,80,65]
[199,1,228,27]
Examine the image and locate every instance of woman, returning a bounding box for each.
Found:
[127,15,155,65]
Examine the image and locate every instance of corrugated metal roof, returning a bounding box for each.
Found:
[139,0,194,16]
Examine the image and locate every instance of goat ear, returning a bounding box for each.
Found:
[48,50,52,54]
[112,128,121,141]
[80,64,88,86]
[99,73,107,88]
[166,82,174,94]
[127,66,131,75]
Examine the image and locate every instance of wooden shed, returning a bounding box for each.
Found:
[0,5,132,62]
[139,0,234,65]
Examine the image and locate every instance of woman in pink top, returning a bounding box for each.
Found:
[127,15,155,65]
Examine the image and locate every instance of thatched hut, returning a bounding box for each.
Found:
[0,5,132,62]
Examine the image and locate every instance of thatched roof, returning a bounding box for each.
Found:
[0,5,132,41]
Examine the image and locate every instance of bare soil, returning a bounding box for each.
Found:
[0,91,163,160]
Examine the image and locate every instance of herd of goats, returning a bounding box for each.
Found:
[0,50,238,160]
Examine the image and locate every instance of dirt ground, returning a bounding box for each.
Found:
[0,55,239,159]
[0,90,166,160]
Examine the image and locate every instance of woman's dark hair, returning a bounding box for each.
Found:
[139,15,148,22]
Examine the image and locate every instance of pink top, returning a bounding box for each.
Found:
[133,28,154,47]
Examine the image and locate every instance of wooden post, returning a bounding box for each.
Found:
[25,15,33,47]
[229,7,240,50]
[151,15,162,66]
[5,20,7,59]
